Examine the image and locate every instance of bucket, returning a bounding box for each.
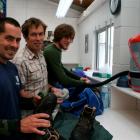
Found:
[129,35,140,92]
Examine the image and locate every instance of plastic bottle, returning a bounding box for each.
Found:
[101,85,111,108]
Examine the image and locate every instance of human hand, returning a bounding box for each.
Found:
[20,90,33,98]
[20,89,41,104]
[51,87,61,94]
[80,77,91,84]
[20,113,50,135]
[51,87,64,104]
[33,95,42,105]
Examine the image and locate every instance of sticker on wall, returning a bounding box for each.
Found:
[47,31,54,41]
[43,31,54,49]
[0,0,6,18]
[85,34,89,53]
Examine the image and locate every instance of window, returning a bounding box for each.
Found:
[0,0,6,18]
[96,25,114,74]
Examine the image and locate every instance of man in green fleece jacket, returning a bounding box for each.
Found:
[43,24,113,140]
[43,24,91,91]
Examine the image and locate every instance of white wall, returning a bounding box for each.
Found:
[77,0,140,74]
[7,0,80,64]
[77,0,112,68]
[7,0,140,70]
[112,0,140,74]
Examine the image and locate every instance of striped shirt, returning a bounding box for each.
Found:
[13,46,48,97]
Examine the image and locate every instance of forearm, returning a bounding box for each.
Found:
[48,84,53,91]
[0,119,20,136]
[20,89,36,110]
[57,73,85,86]
[63,67,81,80]
[20,97,36,110]
[48,64,84,86]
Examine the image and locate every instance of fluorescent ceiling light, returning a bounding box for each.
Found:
[56,0,73,18]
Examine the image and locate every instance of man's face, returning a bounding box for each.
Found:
[25,25,45,54]
[58,37,73,50]
[0,23,21,63]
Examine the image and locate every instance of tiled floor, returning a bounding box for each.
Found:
[96,109,140,140]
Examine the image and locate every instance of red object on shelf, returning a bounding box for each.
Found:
[84,67,91,71]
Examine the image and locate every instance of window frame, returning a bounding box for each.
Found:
[95,24,114,73]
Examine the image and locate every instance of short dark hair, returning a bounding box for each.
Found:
[0,17,20,33]
[22,17,47,39]
[53,24,75,42]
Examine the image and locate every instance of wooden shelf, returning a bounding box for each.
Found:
[112,84,140,100]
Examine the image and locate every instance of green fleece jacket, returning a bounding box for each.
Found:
[43,44,86,87]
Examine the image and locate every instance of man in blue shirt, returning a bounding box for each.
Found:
[0,17,50,140]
